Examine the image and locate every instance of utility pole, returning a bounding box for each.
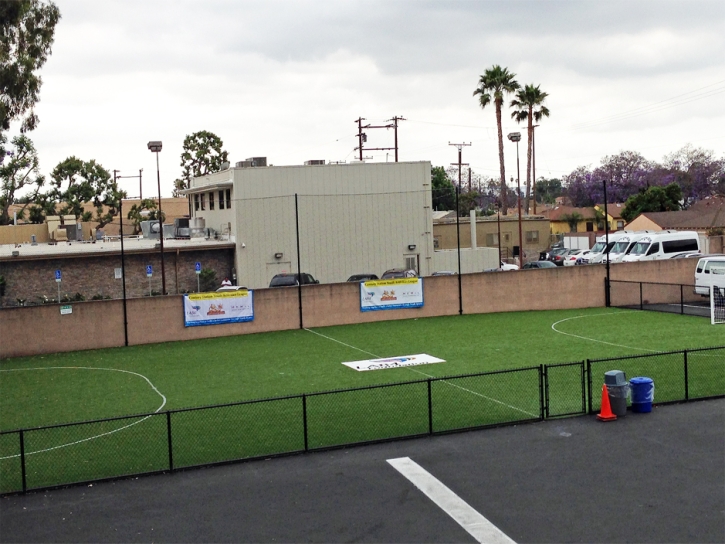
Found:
[354,116,405,162]
[116,169,143,200]
[448,142,471,190]
[532,125,539,215]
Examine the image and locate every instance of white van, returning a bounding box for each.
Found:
[695,256,725,296]
[586,231,631,264]
[605,231,654,263]
[621,231,700,262]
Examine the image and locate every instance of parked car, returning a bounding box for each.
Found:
[522,260,557,269]
[431,271,456,276]
[575,250,591,265]
[548,247,570,266]
[381,268,417,279]
[269,273,319,287]
[563,249,584,267]
[216,285,248,291]
[500,261,519,271]
[347,274,378,282]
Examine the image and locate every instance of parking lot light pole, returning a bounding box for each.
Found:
[508,132,524,266]
[147,141,166,295]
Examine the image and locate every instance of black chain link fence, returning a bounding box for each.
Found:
[2,347,723,495]
[610,280,710,318]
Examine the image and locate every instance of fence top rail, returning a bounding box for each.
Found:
[588,345,724,364]
[609,279,696,288]
[432,365,541,382]
[545,360,585,369]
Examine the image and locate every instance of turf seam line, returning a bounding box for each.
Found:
[0,366,167,460]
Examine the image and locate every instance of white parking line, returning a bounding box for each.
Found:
[387,457,516,544]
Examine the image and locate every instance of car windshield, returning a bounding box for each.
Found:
[629,241,650,255]
[270,276,298,286]
[612,241,628,253]
[590,242,606,253]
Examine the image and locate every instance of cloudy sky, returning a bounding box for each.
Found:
[13,0,725,197]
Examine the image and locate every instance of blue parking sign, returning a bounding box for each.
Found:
[55,269,62,282]
[146,265,153,277]
[195,262,201,274]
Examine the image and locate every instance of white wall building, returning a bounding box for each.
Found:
[184,160,496,289]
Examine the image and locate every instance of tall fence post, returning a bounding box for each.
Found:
[684,350,689,401]
[680,284,684,315]
[586,359,593,414]
[427,379,433,434]
[639,282,643,310]
[580,361,587,414]
[19,430,27,494]
[295,194,303,330]
[539,364,546,420]
[166,411,174,472]
[302,394,309,451]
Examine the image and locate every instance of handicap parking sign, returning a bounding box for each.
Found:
[195,262,201,274]
[146,265,153,277]
[55,269,62,282]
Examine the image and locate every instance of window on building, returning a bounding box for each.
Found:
[433,237,440,249]
[525,230,539,243]
[617,221,624,230]
[586,222,594,232]
[225,189,231,209]
[503,233,511,243]
[194,194,200,211]
[209,191,215,210]
[486,233,499,246]
[200,193,206,211]
[219,190,225,209]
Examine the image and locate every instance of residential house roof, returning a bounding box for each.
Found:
[539,206,597,222]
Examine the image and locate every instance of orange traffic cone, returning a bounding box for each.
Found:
[597,384,617,421]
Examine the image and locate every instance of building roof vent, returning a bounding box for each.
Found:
[235,157,267,168]
[304,160,326,166]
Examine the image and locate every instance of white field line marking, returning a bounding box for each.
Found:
[304,328,537,418]
[0,366,166,459]
[387,457,516,544]
[551,313,658,353]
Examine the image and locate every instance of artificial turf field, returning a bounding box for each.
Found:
[1,306,723,431]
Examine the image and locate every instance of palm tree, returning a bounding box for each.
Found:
[510,84,550,214]
[473,66,519,215]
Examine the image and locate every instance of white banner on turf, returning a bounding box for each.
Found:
[342,354,445,371]
[183,291,254,327]
[360,278,424,312]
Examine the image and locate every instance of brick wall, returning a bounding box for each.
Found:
[0,248,235,306]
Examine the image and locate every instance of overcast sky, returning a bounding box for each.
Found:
[12,0,725,197]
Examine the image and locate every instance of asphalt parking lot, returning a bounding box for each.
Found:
[1,399,723,543]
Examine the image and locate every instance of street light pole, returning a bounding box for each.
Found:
[147,141,166,295]
[532,124,539,215]
[603,179,611,307]
[508,132,524,266]
[496,203,502,265]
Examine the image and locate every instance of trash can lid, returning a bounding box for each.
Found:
[630,376,653,385]
[604,370,627,386]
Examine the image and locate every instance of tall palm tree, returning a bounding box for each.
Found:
[473,65,519,215]
[510,84,550,214]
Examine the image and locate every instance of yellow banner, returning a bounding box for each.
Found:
[364,278,419,288]
[188,290,249,301]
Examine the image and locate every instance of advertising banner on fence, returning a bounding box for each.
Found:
[342,354,445,371]
[183,290,254,327]
[360,278,424,312]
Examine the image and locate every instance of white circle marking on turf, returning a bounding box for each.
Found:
[0,366,167,459]
[551,312,658,353]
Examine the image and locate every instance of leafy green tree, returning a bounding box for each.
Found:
[127,198,165,235]
[473,65,519,215]
[431,166,455,211]
[49,157,124,227]
[561,212,583,232]
[510,84,550,214]
[199,267,217,292]
[0,0,61,132]
[535,177,562,204]
[621,182,682,223]
[173,130,229,196]
[0,133,45,224]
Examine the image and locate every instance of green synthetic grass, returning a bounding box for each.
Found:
[1,307,723,493]
[1,307,723,430]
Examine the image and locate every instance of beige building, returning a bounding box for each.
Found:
[184,160,497,288]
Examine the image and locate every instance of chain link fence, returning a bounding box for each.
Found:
[2,347,723,495]
[610,280,710,318]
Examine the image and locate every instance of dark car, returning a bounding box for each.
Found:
[381,268,417,279]
[522,260,557,269]
[548,247,570,266]
[269,273,319,287]
[347,274,379,282]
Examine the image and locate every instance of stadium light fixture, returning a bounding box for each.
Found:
[507,132,524,266]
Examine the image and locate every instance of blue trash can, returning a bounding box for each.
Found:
[630,377,654,413]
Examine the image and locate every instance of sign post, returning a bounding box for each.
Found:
[55,269,62,302]
[195,261,201,293]
[146,264,153,296]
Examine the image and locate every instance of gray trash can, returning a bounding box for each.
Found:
[604,370,629,417]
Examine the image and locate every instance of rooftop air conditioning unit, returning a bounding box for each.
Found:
[245,156,267,167]
[304,160,325,166]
